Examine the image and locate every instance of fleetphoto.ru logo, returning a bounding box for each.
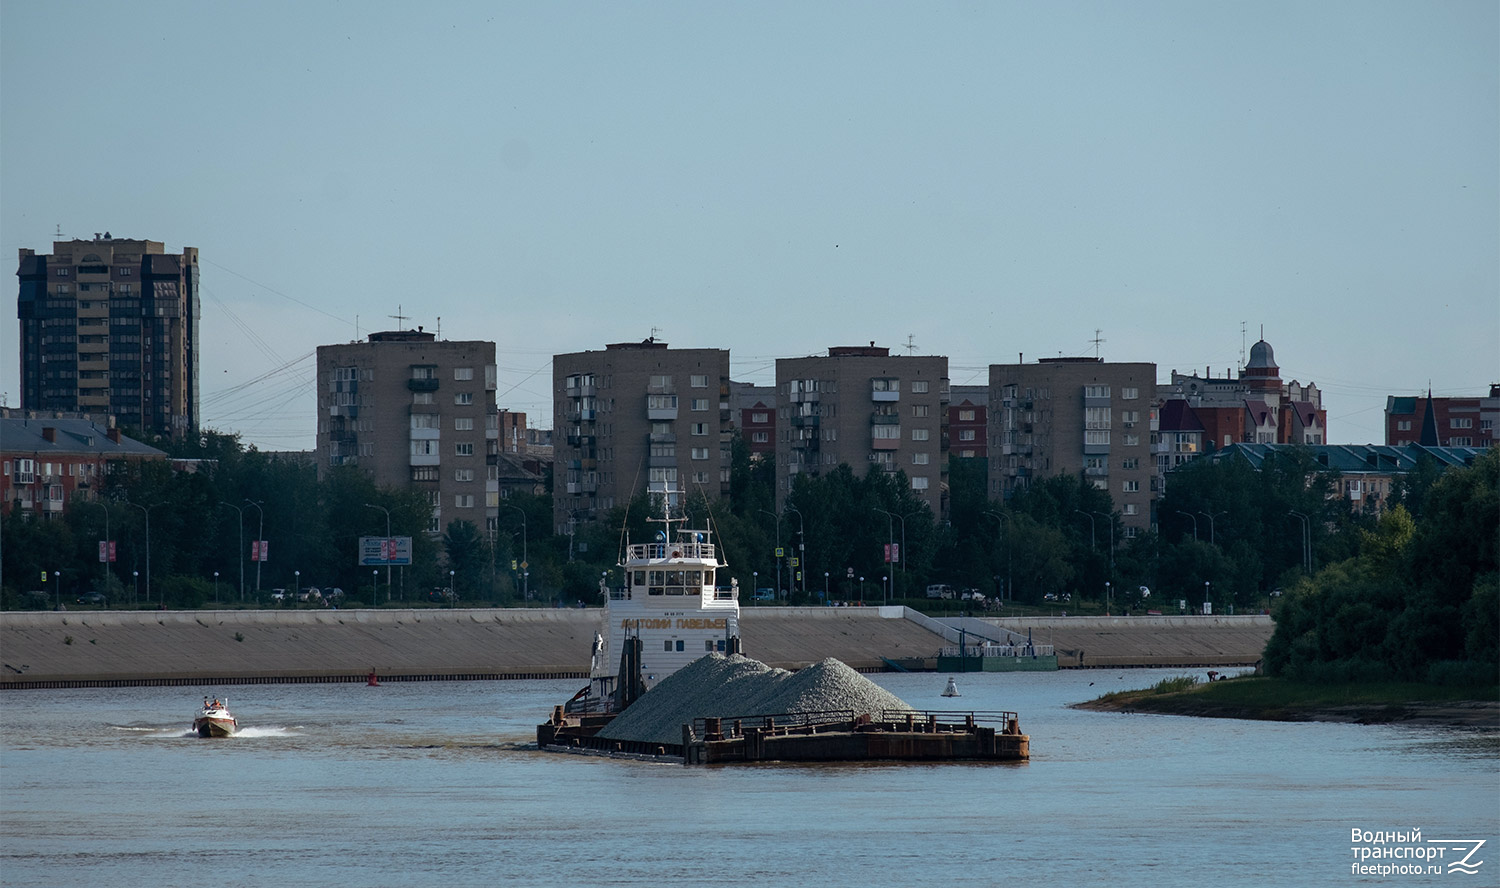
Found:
[1350,828,1485,877]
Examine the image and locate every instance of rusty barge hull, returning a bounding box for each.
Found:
[537,709,1029,765]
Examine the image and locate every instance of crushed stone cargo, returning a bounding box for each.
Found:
[597,653,914,747]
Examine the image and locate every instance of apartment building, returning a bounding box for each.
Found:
[729,381,777,458]
[315,330,498,535]
[1385,386,1498,448]
[16,234,200,441]
[1,410,165,518]
[988,358,1156,535]
[949,385,988,459]
[774,345,949,516]
[553,339,731,533]
[1162,339,1327,450]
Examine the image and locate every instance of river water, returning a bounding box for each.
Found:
[2,669,1495,887]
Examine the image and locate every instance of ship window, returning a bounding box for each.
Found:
[705,640,714,652]
[633,570,646,586]
[664,641,673,652]
[676,640,685,652]
[717,639,726,652]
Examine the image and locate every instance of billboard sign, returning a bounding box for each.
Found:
[359,536,413,566]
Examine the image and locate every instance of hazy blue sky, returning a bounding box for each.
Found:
[3,1,1495,449]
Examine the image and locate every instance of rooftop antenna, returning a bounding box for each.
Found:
[388,305,409,330]
[1090,328,1106,359]
[54,224,63,241]
[1239,321,1247,370]
[436,316,442,340]
[650,326,663,343]
[904,333,918,354]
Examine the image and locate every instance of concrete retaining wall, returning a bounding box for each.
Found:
[0,608,1274,687]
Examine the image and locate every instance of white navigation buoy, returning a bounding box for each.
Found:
[942,677,960,697]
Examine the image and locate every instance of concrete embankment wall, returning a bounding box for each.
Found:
[0,608,1273,688]
[986,615,1274,668]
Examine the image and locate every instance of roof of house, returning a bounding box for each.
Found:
[0,418,166,459]
[1210,443,1486,474]
[1157,399,1204,432]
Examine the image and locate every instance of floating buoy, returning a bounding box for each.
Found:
[367,670,380,687]
[942,677,960,697]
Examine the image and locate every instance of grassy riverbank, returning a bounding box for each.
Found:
[1075,674,1499,727]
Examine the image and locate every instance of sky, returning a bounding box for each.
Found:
[2,1,1495,449]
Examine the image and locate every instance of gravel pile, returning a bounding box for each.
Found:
[597,653,914,746]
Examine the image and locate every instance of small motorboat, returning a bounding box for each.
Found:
[941,677,960,697]
[193,697,238,737]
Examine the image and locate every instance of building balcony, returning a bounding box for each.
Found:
[648,432,676,443]
[568,408,596,422]
[871,437,899,450]
[871,390,900,403]
[790,437,819,450]
[1084,467,1109,477]
[409,452,440,467]
[567,434,597,447]
[647,406,678,421]
[407,377,439,392]
[870,414,900,425]
[789,390,819,403]
[564,383,597,398]
[790,415,819,427]
[648,453,676,468]
[646,383,676,395]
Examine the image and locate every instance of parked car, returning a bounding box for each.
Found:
[269,588,287,601]
[960,589,985,602]
[297,587,322,602]
[75,591,106,606]
[323,587,345,601]
[753,588,776,601]
[925,584,955,599]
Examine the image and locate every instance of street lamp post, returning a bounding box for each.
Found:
[127,502,158,606]
[752,571,759,603]
[294,570,300,600]
[245,500,264,597]
[214,571,220,605]
[504,504,528,601]
[859,576,865,604]
[1092,510,1115,588]
[1073,510,1096,549]
[984,510,1011,601]
[1175,510,1198,542]
[219,502,245,603]
[882,575,888,606]
[823,571,829,603]
[1204,580,1211,614]
[449,569,456,608]
[758,509,782,598]
[372,569,379,606]
[1104,580,1111,616]
[1198,510,1225,546]
[53,570,60,611]
[785,505,805,600]
[91,500,110,596]
[132,570,139,607]
[365,503,393,603]
[1289,511,1311,574]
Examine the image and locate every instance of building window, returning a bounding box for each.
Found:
[650,444,675,458]
[455,442,474,456]
[1084,385,1110,399]
[650,374,673,388]
[648,395,678,410]
[691,422,708,436]
[454,392,473,405]
[873,425,900,440]
[1396,420,1412,431]
[1085,407,1111,429]
[454,417,474,431]
[411,366,436,380]
[455,494,474,508]
[959,429,976,441]
[911,476,929,490]
[958,409,975,421]
[413,392,433,405]
[690,398,709,411]
[410,414,439,430]
[454,367,474,381]
[648,467,678,484]
[691,447,710,460]
[911,404,929,418]
[411,440,437,457]
[751,412,768,423]
[690,374,708,388]
[454,468,474,482]
[912,453,929,465]
[1452,418,1473,429]
[1085,430,1111,446]
[1122,387,1139,400]
[910,428,930,441]
[1123,503,1139,515]
[692,471,710,483]
[752,431,769,443]
[872,378,899,393]
[1122,434,1140,446]
[1121,457,1139,469]
[1121,410,1139,424]
[1122,480,1140,493]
